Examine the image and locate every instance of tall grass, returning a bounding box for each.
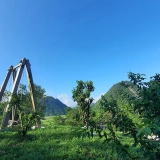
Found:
[0,116,137,160]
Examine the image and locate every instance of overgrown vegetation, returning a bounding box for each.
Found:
[0,84,46,136]
[94,72,160,159]
[0,118,127,160]
[1,72,160,159]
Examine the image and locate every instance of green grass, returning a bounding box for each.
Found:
[0,117,139,160]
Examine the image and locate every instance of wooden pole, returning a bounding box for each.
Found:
[1,59,26,128]
[0,66,13,102]
[26,59,41,127]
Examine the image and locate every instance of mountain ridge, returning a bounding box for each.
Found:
[41,96,67,116]
[94,80,138,109]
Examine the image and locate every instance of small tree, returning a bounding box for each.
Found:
[7,84,45,136]
[65,107,83,126]
[9,93,42,136]
[72,80,94,128]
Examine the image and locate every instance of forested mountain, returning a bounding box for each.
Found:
[104,81,138,100]
[41,96,67,116]
[94,81,138,109]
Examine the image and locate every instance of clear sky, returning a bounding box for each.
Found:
[0,0,160,107]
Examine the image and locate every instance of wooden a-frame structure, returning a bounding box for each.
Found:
[0,58,40,129]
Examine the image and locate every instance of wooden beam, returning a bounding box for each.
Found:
[25,59,37,112]
[1,58,26,128]
[12,69,17,121]
[0,66,13,102]
[1,58,41,129]
[13,63,22,70]
[26,59,41,127]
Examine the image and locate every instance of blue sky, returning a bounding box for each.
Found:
[0,0,160,107]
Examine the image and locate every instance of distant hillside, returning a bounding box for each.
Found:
[41,96,67,116]
[103,81,138,101]
[94,81,138,109]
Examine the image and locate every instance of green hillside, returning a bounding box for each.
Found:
[41,96,67,116]
[94,80,138,109]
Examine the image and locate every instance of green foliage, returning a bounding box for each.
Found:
[1,84,46,136]
[72,80,94,127]
[0,117,138,160]
[52,116,66,125]
[9,94,42,136]
[0,102,7,124]
[2,72,160,159]
[65,107,83,126]
[97,72,160,159]
[103,81,138,102]
[13,84,46,114]
[0,90,11,125]
[0,90,11,102]
[42,96,67,116]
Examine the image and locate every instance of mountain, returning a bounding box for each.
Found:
[94,81,138,109]
[41,96,67,116]
[103,81,138,101]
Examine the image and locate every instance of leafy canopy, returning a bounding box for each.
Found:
[72,80,94,127]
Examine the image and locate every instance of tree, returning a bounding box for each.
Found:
[99,72,160,159]
[17,84,46,114]
[1,84,46,136]
[65,107,83,126]
[72,80,94,128]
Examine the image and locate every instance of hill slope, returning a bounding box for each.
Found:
[94,81,138,109]
[41,96,67,116]
[103,81,138,101]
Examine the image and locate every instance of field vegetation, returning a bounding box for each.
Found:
[1,72,160,159]
[0,116,136,160]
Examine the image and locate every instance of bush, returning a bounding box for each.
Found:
[52,116,66,125]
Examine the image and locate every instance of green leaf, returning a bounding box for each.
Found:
[144,127,151,135]
[136,129,142,137]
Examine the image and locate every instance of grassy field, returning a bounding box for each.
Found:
[0,116,136,160]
